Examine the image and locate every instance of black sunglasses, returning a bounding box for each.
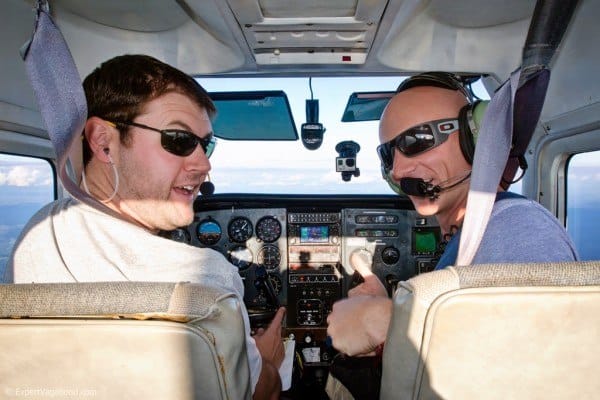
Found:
[108,120,216,158]
[377,118,458,173]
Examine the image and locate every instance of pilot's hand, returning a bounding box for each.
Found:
[327,296,392,356]
[348,250,387,298]
[253,307,286,368]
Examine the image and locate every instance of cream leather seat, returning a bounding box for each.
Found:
[380,261,600,400]
[0,282,251,400]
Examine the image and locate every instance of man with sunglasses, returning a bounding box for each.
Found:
[326,72,578,398]
[6,55,284,400]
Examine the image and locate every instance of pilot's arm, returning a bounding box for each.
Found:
[252,307,286,400]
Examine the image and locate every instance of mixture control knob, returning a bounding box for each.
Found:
[381,246,400,265]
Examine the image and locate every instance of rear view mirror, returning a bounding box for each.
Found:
[341,91,395,122]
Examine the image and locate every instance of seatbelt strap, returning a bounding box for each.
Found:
[456,70,520,266]
[456,0,578,266]
[20,1,99,207]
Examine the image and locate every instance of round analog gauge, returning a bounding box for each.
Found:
[256,216,282,243]
[268,275,283,295]
[257,245,281,271]
[228,246,253,271]
[196,218,222,246]
[228,217,253,243]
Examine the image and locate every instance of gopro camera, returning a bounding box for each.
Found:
[336,157,356,172]
[335,141,360,181]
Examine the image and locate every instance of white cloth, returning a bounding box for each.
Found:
[5,198,262,391]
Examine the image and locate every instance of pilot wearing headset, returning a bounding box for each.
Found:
[326,72,579,399]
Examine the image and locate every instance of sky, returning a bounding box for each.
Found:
[0,155,54,206]
[0,157,53,187]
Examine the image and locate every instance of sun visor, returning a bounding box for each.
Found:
[210,91,298,140]
[341,91,395,122]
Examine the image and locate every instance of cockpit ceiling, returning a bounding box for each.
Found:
[46,0,535,78]
[2,0,598,142]
[228,0,387,66]
[377,0,535,78]
[49,0,190,32]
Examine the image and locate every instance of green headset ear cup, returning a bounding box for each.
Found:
[471,100,489,144]
[458,100,489,164]
[383,169,404,194]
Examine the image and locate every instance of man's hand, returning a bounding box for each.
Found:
[253,307,286,368]
[252,307,285,400]
[326,296,392,356]
[348,250,387,298]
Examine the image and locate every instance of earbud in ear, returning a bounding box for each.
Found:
[103,148,114,164]
[106,152,114,165]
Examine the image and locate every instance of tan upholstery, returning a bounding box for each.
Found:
[0,282,252,400]
[381,261,600,400]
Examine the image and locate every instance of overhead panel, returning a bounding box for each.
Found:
[52,0,189,32]
[226,0,389,65]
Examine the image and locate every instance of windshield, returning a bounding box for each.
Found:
[199,76,489,195]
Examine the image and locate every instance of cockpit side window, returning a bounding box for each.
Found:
[0,153,55,277]
[566,150,600,260]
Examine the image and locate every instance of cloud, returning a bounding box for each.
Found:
[0,166,52,187]
[568,171,600,182]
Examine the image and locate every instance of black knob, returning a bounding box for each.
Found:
[381,246,400,265]
[304,333,313,344]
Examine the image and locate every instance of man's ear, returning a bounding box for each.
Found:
[84,117,117,163]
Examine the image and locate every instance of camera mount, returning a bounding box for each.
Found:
[335,140,360,182]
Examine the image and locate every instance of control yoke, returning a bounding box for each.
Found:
[254,265,280,308]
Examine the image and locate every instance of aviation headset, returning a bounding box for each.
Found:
[382,72,489,194]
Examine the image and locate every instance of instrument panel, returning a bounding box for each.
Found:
[161,194,441,394]
[190,208,289,309]
[182,195,441,330]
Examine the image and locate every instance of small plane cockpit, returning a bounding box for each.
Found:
[1,0,599,399]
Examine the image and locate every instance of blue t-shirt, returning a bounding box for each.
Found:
[435,192,579,270]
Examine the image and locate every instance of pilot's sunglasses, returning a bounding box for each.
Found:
[108,120,216,158]
[377,118,459,173]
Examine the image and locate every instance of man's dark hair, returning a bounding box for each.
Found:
[82,54,216,165]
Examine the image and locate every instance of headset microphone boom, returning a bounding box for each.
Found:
[399,171,471,200]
